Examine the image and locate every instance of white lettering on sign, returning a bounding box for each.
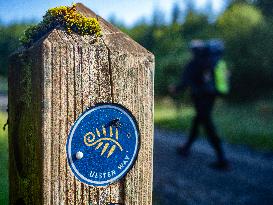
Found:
[90,170,116,179]
[118,155,130,170]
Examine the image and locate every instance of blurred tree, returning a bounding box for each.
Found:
[128,23,156,52]
[126,4,217,97]
[120,1,273,100]
[181,11,212,40]
[217,3,273,100]
[152,7,165,27]
[218,3,263,38]
[185,0,195,11]
[0,23,30,77]
[229,0,273,17]
[255,0,273,17]
[153,25,189,96]
[171,3,181,25]
[2,1,273,101]
[228,0,257,6]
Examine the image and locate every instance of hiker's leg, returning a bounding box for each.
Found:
[200,96,226,162]
[203,116,226,162]
[204,117,230,170]
[183,115,200,150]
[180,96,201,151]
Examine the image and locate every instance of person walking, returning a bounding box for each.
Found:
[170,40,230,170]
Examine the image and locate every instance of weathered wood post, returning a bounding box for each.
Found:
[9,3,154,205]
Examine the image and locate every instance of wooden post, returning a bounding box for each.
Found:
[9,3,154,205]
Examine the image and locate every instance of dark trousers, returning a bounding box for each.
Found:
[184,94,225,161]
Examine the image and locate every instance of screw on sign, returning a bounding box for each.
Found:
[8,3,154,205]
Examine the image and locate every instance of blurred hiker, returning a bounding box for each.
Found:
[169,39,230,170]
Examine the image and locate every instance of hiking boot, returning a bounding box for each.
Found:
[209,160,231,171]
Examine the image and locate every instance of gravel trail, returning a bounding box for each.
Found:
[153,129,273,205]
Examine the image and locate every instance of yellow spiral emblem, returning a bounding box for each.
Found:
[84,126,123,158]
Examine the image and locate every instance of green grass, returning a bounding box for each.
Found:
[0,77,8,94]
[0,112,8,204]
[155,98,273,151]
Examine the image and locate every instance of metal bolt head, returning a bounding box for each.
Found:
[76,151,83,160]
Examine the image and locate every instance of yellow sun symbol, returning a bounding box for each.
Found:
[83,126,123,158]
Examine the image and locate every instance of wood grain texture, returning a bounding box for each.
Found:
[9,3,154,205]
[9,41,44,205]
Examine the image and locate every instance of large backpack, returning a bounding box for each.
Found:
[214,60,230,95]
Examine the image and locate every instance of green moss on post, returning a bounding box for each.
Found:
[20,4,102,47]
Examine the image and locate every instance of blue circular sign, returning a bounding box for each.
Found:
[66,103,139,186]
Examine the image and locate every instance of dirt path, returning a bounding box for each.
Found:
[0,94,7,111]
[153,129,273,205]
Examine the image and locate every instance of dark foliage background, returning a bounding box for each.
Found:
[1,0,273,101]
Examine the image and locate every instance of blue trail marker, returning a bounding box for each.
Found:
[66,103,140,186]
